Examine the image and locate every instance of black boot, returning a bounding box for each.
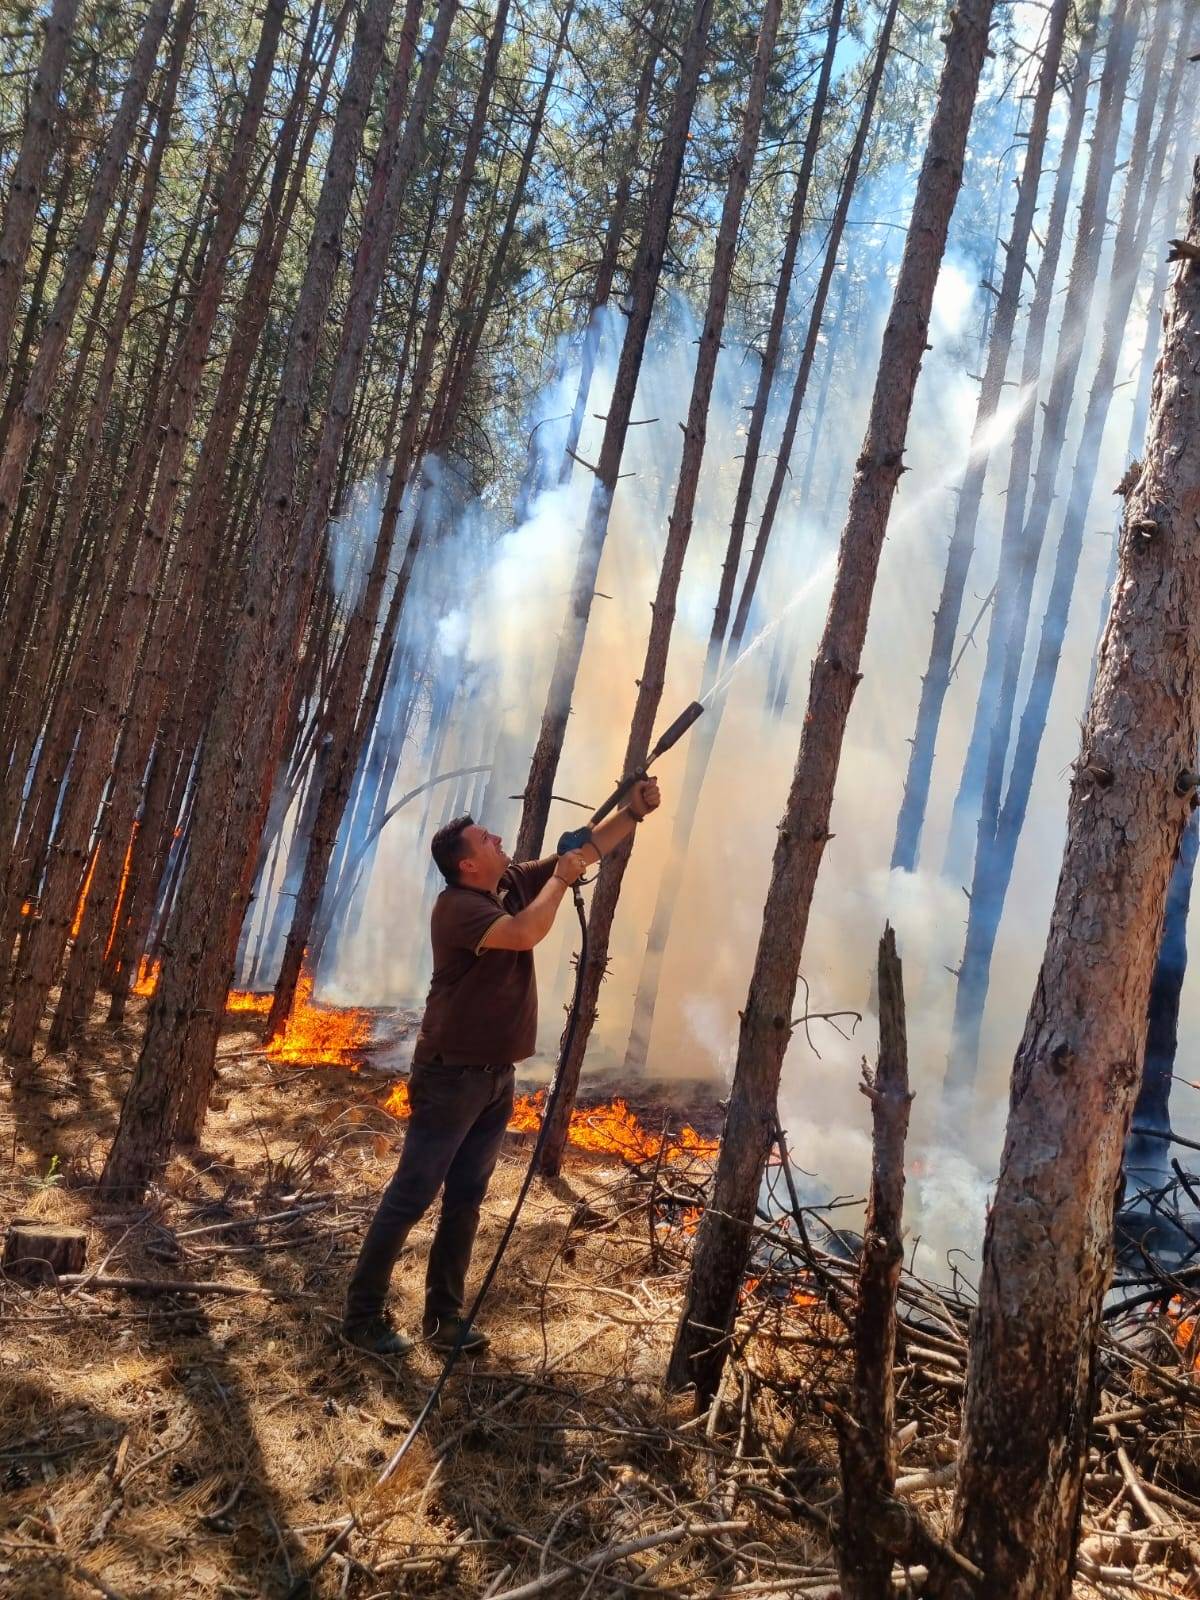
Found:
[343,1310,414,1356]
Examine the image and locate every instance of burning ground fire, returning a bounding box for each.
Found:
[132,958,719,1157]
[265,973,371,1066]
[382,1081,720,1163]
[740,1273,821,1308]
[132,961,370,1067]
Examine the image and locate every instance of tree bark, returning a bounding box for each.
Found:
[0,152,134,740]
[837,925,912,1600]
[948,0,1180,1093]
[266,0,507,1037]
[726,0,898,651]
[546,1,668,504]
[0,0,173,552]
[97,0,345,1028]
[890,0,1070,873]
[0,0,83,419]
[3,1221,87,1284]
[715,0,844,654]
[5,0,287,1058]
[514,0,715,861]
[940,0,1115,885]
[948,156,1200,1600]
[100,0,398,1200]
[623,0,896,1075]
[0,104,78,463]
[536,0,784,1178]
[667,0,996,1403]
[108,0,434,1044]
[0,0,196,970]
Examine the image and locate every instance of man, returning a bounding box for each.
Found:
[343,777,662,1356]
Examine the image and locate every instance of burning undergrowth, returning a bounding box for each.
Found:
[134,961,374,1068]
[381,1079,721,1164]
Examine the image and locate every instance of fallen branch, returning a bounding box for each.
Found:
[55,1273,316,1300]
[488,1519,749,1600]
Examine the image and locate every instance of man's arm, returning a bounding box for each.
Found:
[580,777,661,864]
[479,850,588,951]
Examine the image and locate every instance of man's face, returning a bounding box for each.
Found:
[457,823,509,887]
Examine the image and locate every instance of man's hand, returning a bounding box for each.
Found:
[554,849,589,886]
[585,781,662,862]
[628,777,661,820]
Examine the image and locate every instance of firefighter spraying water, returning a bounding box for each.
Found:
[341,701,705,1358]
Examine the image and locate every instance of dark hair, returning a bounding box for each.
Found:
[431,814,475,883]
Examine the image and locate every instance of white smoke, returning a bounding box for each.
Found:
[253,3,1195,1271]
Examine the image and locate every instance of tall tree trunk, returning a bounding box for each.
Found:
[515,0,716,861]
[0,154,135,736]
[89,0,398,1031]
[99,0,398,1200]
[5,0,287,1058]
[890,0,1070,872]
[948,2,1181,1093]
[949,155,1200,1600]
[279,0,513,889]
[549,2,668,502]
[537,0,783,1177]
[0,0,195,942]
[667,0,996,1403]
[726,0,896,652]
[98,0,345,1026]
[0,110,78,457]
[940,0,1114,884]
[425,0,572,456]
[1125,808,1199,1188]
[0,0,173,552]
[623,0,896,1073]
[262,0,460,1035]
[717,0,843,641]
[0,0,83,414]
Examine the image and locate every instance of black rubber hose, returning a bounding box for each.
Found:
[291,883,592,1595]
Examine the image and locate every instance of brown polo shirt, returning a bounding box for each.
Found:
[412,856,559,1066]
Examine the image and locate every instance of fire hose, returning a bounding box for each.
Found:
[292,700,704,1595]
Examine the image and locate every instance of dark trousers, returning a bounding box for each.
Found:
[345,1060,515,1328]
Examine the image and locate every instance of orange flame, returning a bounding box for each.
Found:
[71,845,100,939]
[265,972,370,1067]
[381,1082,719,1163]
[1167,1296,1200,1366]
[739,1274,818,1309]
[103,823,138,961]
[132,954,160,996]
[126,964,368,1068]
[226,987,271,1014]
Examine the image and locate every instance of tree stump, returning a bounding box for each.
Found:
[3,1219,87,1283]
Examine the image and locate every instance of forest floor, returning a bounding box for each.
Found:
[3,997,1200,1598]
